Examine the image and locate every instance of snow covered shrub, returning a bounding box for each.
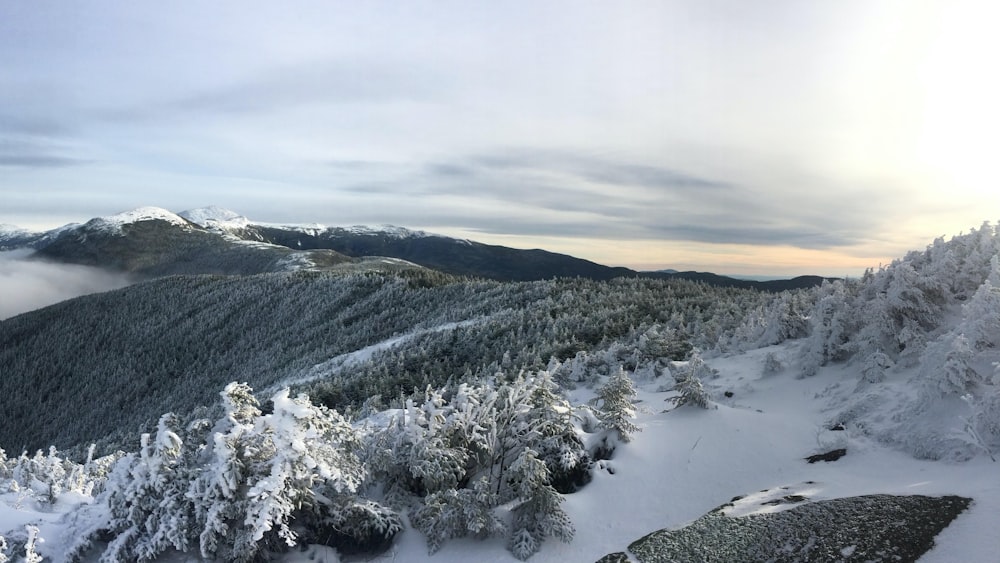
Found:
[0,527,43,563]
[593,367,639,443]
[761,352,784,376]
[22,526,42,563]
[506,449,574,560]
[409,478,505,554]
[670,375,711,409]
[955,394,997,462]
[960,277,1000,350]
[88,382,381,563]
[860,351,893,385]
[101,413,190,562]
[639,326,693,362]
[672,349,718,381]
[202,386,366,561]
[303,496,403,556]
[11,447,68,503]
[367,373,584,557]
[364,389,474,504]
[927,334,981,395]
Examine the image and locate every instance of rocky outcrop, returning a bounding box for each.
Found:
[600,493,970,563]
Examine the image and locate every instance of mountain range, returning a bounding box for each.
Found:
[1,206,830,290]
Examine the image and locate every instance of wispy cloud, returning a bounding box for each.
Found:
[0,139,91,168]
[101,60,448,122]
[334,148,890,249]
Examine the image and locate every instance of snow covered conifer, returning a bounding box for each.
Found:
[939,334,979,395]
[410,477,505,554]
[670,373,711,409]
[860,350,893,385]
[506,449,574,560]
[101,413,189,562]
[594,367,639,442]
[960,278,1000,351]
[240,389,366,557]
[527,372,590,493]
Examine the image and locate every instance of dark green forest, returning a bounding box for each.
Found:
[0,269,773,455]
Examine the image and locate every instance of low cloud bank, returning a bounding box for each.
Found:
[0,250,133,320]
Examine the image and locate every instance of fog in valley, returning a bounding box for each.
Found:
[0,250,133,320]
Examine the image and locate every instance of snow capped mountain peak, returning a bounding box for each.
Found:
[88,207,191,233]
[0,223,32,236]
[179,206,251,229]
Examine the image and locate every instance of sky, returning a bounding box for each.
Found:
[2,1,999,276]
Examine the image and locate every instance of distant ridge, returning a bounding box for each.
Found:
[2,206,832,290]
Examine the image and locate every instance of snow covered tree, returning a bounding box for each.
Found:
[22,526,43,563]
[240,389,366,556]
[526,371,591,493]
[189,383,262,561]
[761,351,783,376]
[593,367,640,442]
[939,334,979,395]
[506,449,574,560]
[302,496,403,556]
[960,277,1000,351]
[101,413,188,562]
[860,350,893,385]
[409,477,505,554]
[670,374,711,409]
[191,385,368,561]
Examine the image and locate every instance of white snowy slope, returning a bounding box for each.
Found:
[0,224,33,237]
[358,348,997,563]
[2,342,993,562]
[268,317,489,393]
[178,206,251,229]
[85,207,192,234]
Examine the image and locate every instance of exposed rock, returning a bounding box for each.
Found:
[595,552,631,563]
[627,494,971,563]
[806,448,847,463]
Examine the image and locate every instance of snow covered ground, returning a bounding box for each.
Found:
[2,342,995,562]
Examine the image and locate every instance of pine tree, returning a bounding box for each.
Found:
[670,374,711,409]
[506,449,574,560]
[594,367,640,442]
[101,413,188,563]
[409,477,505,554]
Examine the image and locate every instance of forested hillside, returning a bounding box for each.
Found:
[0,270,773,456]
[1,222,999,562]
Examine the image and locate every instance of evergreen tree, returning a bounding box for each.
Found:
[506,449,574,560]
[409,478,505,554]
[594,367,640,442]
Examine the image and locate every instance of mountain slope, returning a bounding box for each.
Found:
[6,207,831,289]
[0,225,44,251]
[234,223,636,281]
[32,207,356,277]
[0,271,770,455]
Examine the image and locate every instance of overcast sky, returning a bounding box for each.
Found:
[2,1,999,276]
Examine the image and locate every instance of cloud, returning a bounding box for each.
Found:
[101,60,448,122]
[378,148,888,249]
[0,250,133,320]
[0,139,92,168]
[0,114,73,137]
